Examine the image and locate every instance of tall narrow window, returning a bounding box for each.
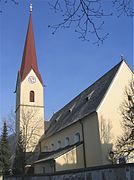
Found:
[30,91,35,102]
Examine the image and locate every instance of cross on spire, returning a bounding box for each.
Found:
[120,54,125,61]
[30,3,32,12]
[19,9,43,84]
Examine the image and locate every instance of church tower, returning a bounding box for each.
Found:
[15,5,44,152]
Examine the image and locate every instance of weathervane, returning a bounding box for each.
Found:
[30,3,32,12]
[120,54,125,61]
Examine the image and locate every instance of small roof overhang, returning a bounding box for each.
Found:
[33,142,83,165]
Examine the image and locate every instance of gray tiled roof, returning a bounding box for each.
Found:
[44,61,123,138]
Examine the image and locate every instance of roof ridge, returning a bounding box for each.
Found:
[45,60,123,137]
[52,60,123,115]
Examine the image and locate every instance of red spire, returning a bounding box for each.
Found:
[20,11,43,84]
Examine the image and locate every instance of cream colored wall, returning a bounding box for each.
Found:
[55,144,84,171]
[40,109,103,169]
[97,61,133,164]
[34,144,84,174]
[20,69,44,106]
[16,69,44,152]
[38,61,133,169]
[19,105,44,152]
[41,122,82,152]
[82,113,102,167]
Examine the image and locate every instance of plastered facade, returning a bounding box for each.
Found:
[16,69,44,152]
[55,144,84,171]
[34,61,134,173]
[41,122,82,152]
[97,62,133,164]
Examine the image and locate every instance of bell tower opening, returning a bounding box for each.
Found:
[30,90,35,102]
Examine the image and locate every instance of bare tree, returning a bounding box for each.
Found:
[16,107,44,153]
[1,0,133,44]
[0,0,18,13]
[0,0,18,5]
[100,117,112,145]
[4,107,44,171]
[6,109,16,135]
[100,117,114,163]
[113,0,134,17]
[114,80,134,162]
[49,0,133,44]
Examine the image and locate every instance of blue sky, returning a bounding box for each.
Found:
[0,0,133,124]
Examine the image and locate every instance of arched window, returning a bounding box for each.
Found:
[65,137,70,146]
[30,91,35,102]
[57,141,61,149]
[74,133,80,143]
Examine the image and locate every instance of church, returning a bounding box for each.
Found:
[15,6,133,174]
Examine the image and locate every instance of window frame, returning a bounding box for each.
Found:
[30,90,35,102]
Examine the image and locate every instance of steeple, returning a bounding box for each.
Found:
[15,5,45,152]
[20,6,43,84]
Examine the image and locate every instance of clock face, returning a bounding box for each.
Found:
[28,76,36,84]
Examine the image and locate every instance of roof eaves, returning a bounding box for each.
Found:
[20,68,43,85]
[43,111,96,140]
[33,142,83,164]
[14,71,20,93]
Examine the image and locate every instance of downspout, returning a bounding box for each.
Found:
[80,120,87,168]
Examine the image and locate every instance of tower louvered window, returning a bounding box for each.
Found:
[30,90,35,102]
